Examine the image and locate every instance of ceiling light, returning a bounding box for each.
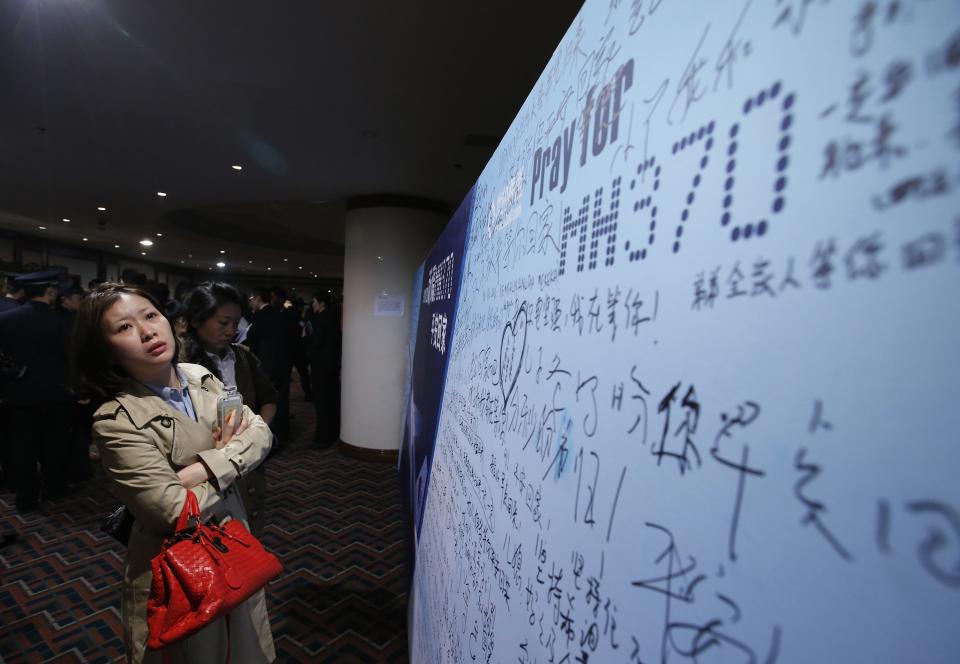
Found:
[220,250,225,254]
[188,254,193,258]
[180,260,184,264]
[267,267,272,271]
[157,192,167,197]
[298,266,303,270]
[377,255,383,260]
[283,258,288,262]
[114,244,120,248]
[62,218,70,223]
[82,237,89,241]
[156,233,163,237]
[327,289,331,293]
[248,260,253,264]
[97,206,106,211]
[140,239,154,247]
[38,225,46,230]
[231,165,242,171]
[216,261,226,268]
[141,252,147,256]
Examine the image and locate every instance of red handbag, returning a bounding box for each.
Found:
[146,490,283,650]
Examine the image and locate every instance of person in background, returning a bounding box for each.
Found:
[0,274,25,488]
[275,289,312,401]
[305,292,341,447]
[0,270,73,511]
[57,279,85,316]
[120,268,148,286]
[180,282,278,536]
[56,279,93,481]
[72,283,274,663]
[0,275,24,312]
[163,299,188,341]
[246,286,296,447]
[234,304,252,345]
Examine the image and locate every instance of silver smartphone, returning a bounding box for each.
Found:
[217,386,244,431]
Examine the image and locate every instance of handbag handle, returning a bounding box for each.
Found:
[175,490,201,532]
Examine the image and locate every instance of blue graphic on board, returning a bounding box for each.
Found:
[401,187,474,539]
[407,1,960,662]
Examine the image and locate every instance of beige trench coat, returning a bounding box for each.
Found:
[93,363,276,664]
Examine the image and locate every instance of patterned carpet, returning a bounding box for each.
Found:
[0,384,409,663]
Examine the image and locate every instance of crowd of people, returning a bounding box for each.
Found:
[0,267,342,661]
[0,267,342,515]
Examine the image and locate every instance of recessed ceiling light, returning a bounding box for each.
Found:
[141,251,147,256]
[220,250,225,254]
[157,192,167,197]
[283,258,288,262]
[377,255,383,260]
[82,237,89,241]
[38,225,46,230]
[327,289,331,293]
[298,266,303,270]
[216,261,226,268]
[267,267,272,271]
[62,218,70,223]
[156,233,163,237]
[231,165,242,171]
[140,239,154,247]
[114,244,120,248]
[97,206,106,211]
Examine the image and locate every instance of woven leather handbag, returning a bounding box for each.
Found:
[146,491,282,650]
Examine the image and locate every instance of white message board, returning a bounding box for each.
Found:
[409,1,960,662]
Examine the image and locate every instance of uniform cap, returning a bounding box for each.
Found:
[12,269,64,287]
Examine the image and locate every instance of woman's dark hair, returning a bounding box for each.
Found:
[71,283,181,402]
[180,282,244,380]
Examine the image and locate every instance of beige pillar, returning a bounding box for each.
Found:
[340,200,447,453]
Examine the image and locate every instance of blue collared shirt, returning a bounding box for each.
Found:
[142,366,198,422]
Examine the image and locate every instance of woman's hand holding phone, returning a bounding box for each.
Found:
[212,409,249,449]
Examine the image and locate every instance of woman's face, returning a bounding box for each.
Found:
[101,293,176,378]
[195,302,242,352]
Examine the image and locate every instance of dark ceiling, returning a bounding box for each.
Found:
[0,0,583,279]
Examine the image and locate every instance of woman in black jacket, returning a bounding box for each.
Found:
[180,282,278,535]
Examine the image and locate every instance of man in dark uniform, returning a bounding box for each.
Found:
[0,275,24,488]
[0,275,24,312]
[0,270,73,511]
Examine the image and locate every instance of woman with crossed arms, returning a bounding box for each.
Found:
[73,283,275,663]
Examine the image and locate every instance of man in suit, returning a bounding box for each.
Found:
[0,270,74,511]
[245,286,299,447]
[304,292,341,446]
[273,287,312,401]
